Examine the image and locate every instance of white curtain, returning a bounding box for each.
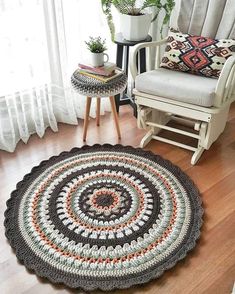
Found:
[0,0,116,152]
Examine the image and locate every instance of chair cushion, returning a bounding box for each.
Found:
[135,68,218,107]
[160,29,235,79]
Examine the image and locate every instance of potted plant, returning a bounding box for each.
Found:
[101,0,175,41]
[85,36,109,67]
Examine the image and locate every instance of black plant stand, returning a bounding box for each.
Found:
[114,33,152,116]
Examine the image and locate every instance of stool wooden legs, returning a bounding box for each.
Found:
[83,96,121,141]
[109,96,121,139]
[96,97,101,126]
[83,97,91,141]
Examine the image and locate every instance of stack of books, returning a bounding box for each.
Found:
[78,62,122,83]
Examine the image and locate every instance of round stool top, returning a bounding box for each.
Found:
[71,69,127,97]
[114,33,152,46]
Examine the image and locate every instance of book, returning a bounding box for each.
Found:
[78,62,116,76]
[79,68,123,83]
[79,67,115,77]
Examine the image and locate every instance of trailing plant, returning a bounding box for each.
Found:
[85,36,107,53]
[101,0,175,40]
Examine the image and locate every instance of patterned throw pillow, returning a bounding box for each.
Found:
[160,29,235,79]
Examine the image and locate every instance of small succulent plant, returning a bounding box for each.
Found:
[85,36,107,53]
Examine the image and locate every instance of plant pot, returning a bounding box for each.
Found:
[120,13,152,41]
[90,52,109,67]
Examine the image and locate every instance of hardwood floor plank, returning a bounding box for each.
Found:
[201,263,235,294]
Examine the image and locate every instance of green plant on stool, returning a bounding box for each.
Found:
[101,0,175,41]
[85,36,107,53]
[85,36,109,67]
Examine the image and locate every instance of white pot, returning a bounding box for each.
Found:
[120,13,152,41]
[90,52,109,67]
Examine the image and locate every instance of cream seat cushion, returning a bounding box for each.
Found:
[135,68,218,107]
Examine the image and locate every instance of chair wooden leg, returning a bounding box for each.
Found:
[140,130,154,148]
[96,97,101,126]
[83,97,92,141]
[109,96,121,139]
[191,147,205,165]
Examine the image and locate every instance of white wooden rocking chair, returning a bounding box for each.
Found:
[130,0,235,165]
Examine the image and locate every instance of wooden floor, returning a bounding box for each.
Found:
[0,103,235,294]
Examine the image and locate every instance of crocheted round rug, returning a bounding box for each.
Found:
[4,145,203,291]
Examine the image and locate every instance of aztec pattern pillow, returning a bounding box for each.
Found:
[160,29,235,79]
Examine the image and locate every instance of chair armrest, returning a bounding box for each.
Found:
[130,39,167,80]
[215,54,235,107]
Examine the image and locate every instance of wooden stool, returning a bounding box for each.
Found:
[83,96,121,141]
[71,69,127,142]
